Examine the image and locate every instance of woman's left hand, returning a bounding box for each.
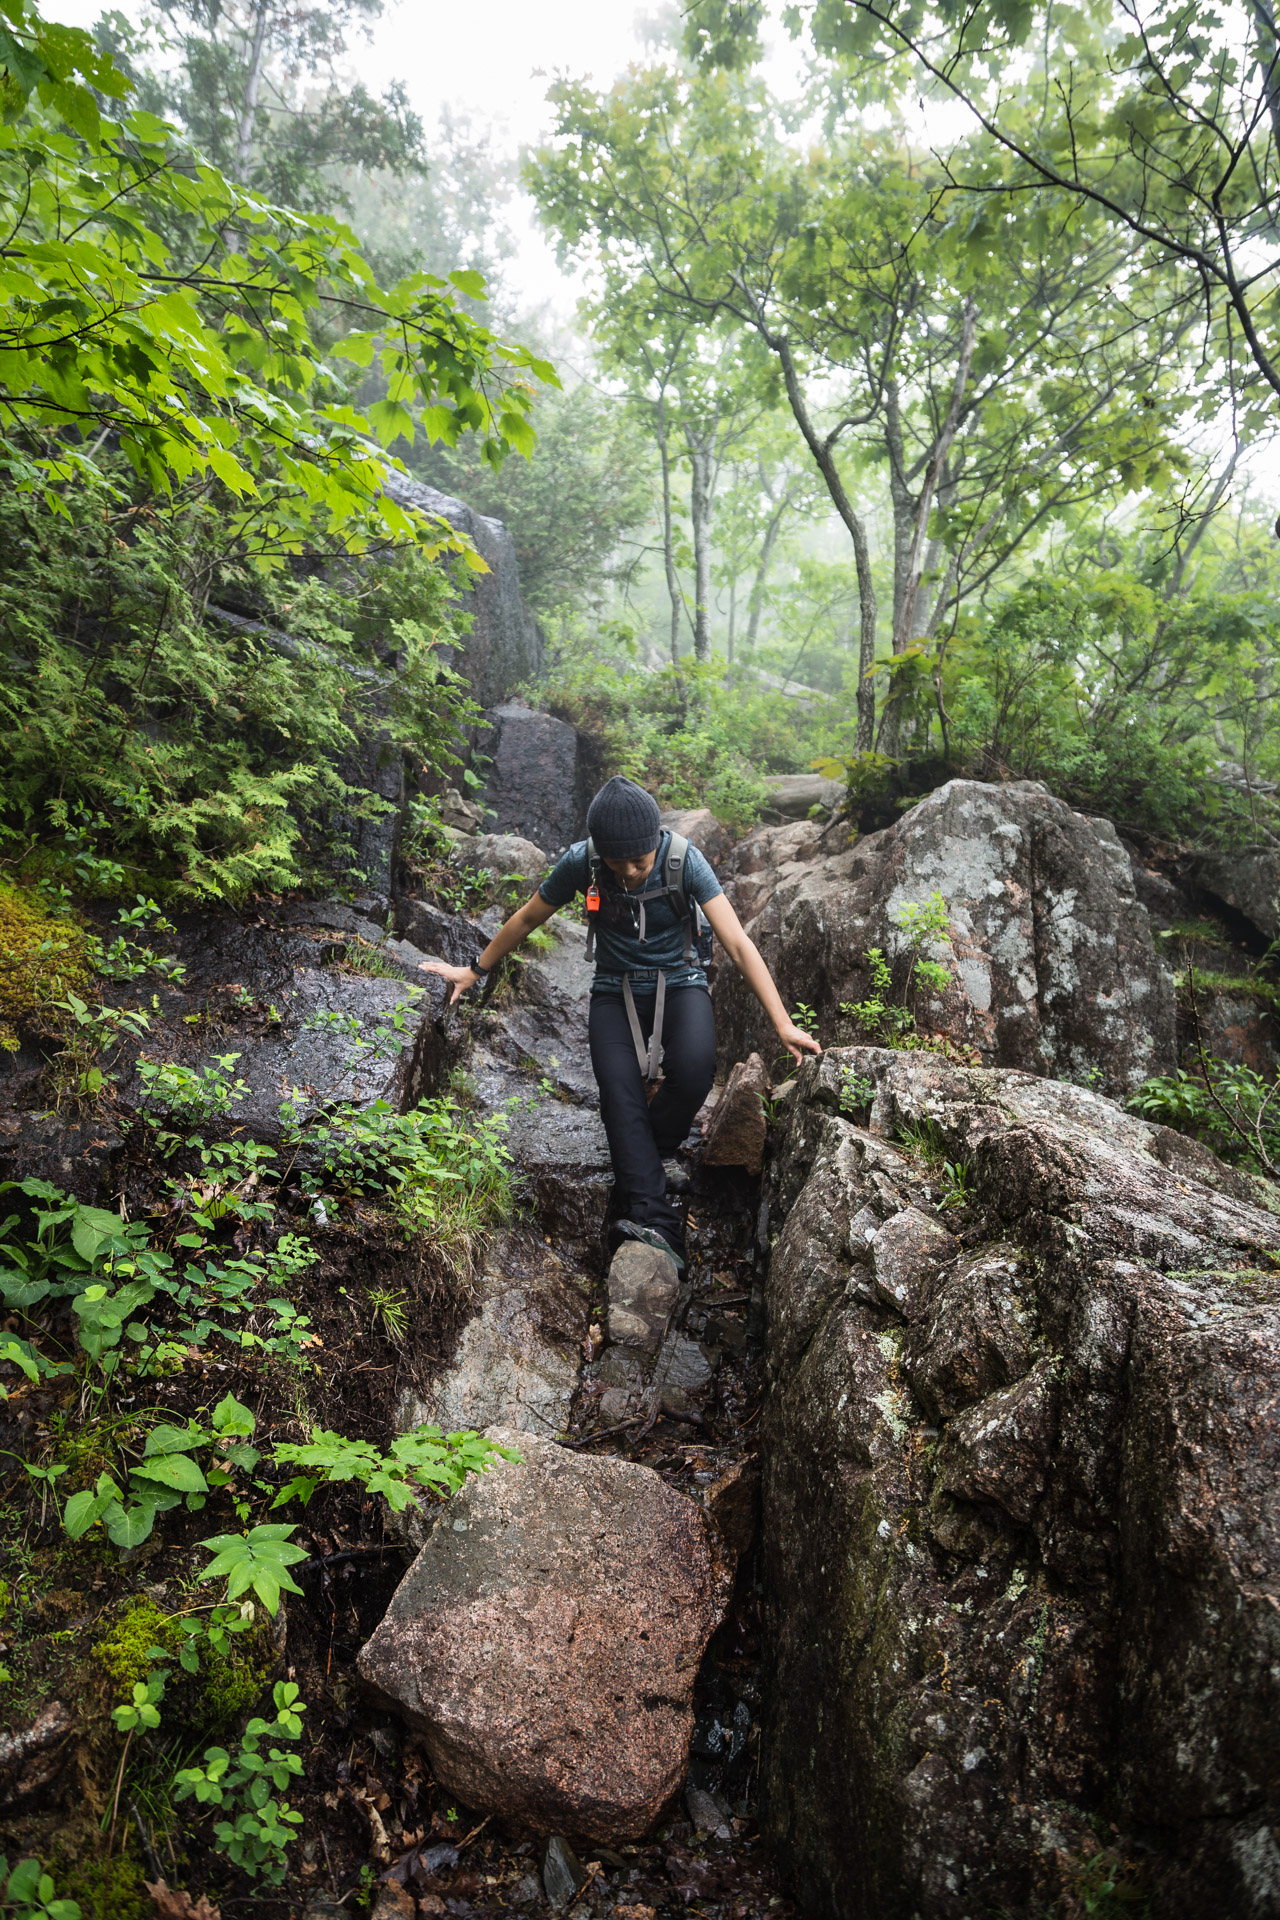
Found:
[776,1021,822,1064]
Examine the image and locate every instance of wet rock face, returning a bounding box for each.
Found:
[358,1428,731,1843]
[475,703,582,855]
[383,474,543,707]
[717,778,1176,1092]
[762,1045,1280,1920]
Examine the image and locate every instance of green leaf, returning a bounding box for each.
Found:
[211,1392,256,1437]
[143,1422,206,1457]
[132,1452,209,1494]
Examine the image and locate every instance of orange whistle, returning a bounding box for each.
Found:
[586,886,600,912]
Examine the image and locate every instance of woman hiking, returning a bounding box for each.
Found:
[420,775,821,1271]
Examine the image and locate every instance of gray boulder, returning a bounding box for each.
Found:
[658,807,735,869]
[475,703,582,854]
[358,1428,731,1842]
[454,831,549,881]
[719,818,826,926]
[383,473,542,706]
[761,1044,1280,1920]
[717,778,1175,1092]
[762,772,844,818]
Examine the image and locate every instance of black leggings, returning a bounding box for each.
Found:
[588,984,717,1253]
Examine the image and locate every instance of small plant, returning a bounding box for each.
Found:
[838,1067,876,1116]
[49,994,152,1103]
[368,1284,410,1342]
[792,1002,819,1035]
[0,1857,81,1920]
[64,1392,259,1550]
[173,1681,308,1885]
[1128,972,1280,1179]
[271,1422,516,1513]
[937,1159,974,1210]
[137,1054,249,1125]
[196,1525,310,1616]
[842,892,955,1049]
[896,1116,950,1165]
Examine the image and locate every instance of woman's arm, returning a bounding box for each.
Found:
[702,892,822,1065]
[419,889,558,1005]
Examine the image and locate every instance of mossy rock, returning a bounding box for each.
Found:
[93,1596,277,1733]
[0,881,88,1051]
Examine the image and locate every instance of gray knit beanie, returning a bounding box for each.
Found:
[586,776,661,860]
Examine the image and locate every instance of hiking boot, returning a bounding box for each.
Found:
[609,1218,685,1275]
[663,1157,691,1194]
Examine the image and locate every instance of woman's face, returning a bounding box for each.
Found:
[602,849,657,891]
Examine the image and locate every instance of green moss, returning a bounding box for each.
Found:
[93,1597,274,1730]
[0,880,88,1050]
[93,1600,180,1695]
[1179,969,1280,1007]
[55,1852,151,1920]
[199,1617,275,1727]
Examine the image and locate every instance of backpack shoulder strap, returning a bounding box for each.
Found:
[662,832,696,963]
[582,836,601,961]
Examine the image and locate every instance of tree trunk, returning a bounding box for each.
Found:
[235,0,271,184]
[657,398,682,665]
[746,487,789,648]
[687,433,713,661]
[879,302,977,756]
[767,333,878,749]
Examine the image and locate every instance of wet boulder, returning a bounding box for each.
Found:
[1189,846,1280,943]
[761,1044,1280,1920]
[383,474,543,707]
[358,1428,731,1843]
[717,778,1176,1092]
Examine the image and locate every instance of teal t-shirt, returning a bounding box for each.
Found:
[539,831,723,995]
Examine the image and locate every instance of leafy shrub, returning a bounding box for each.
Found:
[537,645,850,827]
[173,1682,308,1885]
[1127,1060,1279,1177]
[284,1095,513,1256]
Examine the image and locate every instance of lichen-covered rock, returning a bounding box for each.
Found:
[358,1429,730,1842]
[717,778,1176,1092]
[761,1044,1280,1920]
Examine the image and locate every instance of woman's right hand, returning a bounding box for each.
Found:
[418,959,479,1006]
